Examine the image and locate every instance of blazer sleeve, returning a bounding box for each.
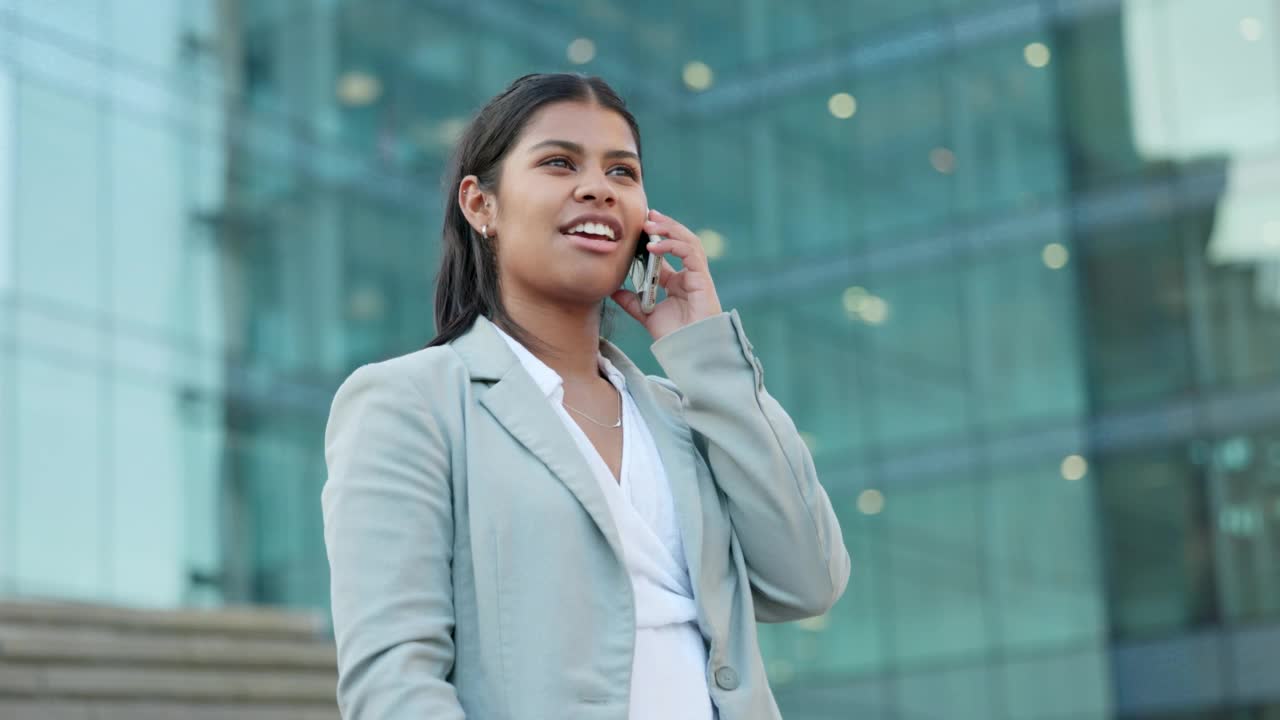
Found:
[321,359,465,719]
[650,310,852,623]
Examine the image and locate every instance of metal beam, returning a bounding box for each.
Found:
[680,0,1124,117]
[714,158,1238,307]
[401,0,679,108]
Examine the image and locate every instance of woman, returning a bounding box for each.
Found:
[322,73,850,720]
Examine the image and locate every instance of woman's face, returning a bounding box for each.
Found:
[490,100,647,308]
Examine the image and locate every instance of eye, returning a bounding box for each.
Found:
[609,165,639,179]
[542,156,575,170]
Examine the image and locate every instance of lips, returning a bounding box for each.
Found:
[562,233,620,255]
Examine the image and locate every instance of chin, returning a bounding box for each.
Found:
[563,262,631,295]
[539,277,618,306]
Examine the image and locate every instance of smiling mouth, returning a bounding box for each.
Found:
[563,222,618,242]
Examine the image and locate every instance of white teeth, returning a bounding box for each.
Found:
[567,222,615,240]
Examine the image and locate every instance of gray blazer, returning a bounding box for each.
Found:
[321,310,851,719]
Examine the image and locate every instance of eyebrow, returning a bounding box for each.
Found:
[527,139,640,163]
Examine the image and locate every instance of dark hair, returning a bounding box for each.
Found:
[426,73,643,349]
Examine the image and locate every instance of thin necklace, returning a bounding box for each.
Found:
[562,389,622,429]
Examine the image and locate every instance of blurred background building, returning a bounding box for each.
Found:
[1,0,1278,718]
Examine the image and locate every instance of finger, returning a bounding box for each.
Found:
[646,235,705,272]
[644,216,700,249]
[645,234,706,275]
[609,288,647,324]
[646,208,695,239]
[645,210,704,247]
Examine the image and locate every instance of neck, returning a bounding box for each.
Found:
[500,291,604,386]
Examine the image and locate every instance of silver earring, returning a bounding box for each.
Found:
[480,224,489,239]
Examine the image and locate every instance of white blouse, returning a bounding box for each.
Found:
[492,326,715,719]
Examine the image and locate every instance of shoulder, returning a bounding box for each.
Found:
[330,345,470,421]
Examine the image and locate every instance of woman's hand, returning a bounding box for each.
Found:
[610,209,724,341]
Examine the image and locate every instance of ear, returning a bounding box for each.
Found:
[458,175,497,235]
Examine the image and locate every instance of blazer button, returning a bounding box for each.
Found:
[714,666,740,691]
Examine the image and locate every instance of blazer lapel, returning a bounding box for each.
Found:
[601,340,706,607]
[451,315,626,567]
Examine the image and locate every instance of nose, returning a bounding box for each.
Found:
[573,167,617,206]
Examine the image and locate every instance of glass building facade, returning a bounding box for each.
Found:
[1,1,1279,717]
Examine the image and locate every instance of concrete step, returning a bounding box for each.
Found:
[0,698,340,720]
[0,601,327,641]
[0,660,335,703]
[0,624,336,669]
[0,601,340,718]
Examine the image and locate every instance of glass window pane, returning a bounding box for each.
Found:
[110,379,185,606]
[865,266,969,448]
[110,114,185,332]
[224,419,325,607]
[1211,428,1280,623]
[179,387,227,608]
[1000,647,1112,719]
[896,665,995,720]
[948,32,1066,216]
[775,677,888,720]
[15,81,102,310]
[14,353,103,598]
[967,236,1086,429]
[989,457,1107,650]
[0,341,12,593]
[1198,186,1280,389]
[15,0,102,46]
[1099,444,1217,639]
[886,474,990,663]
[1059,12,1151,189]
[1081,216,1194,413]
[0,68,13,295]
[854,60,952,242]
